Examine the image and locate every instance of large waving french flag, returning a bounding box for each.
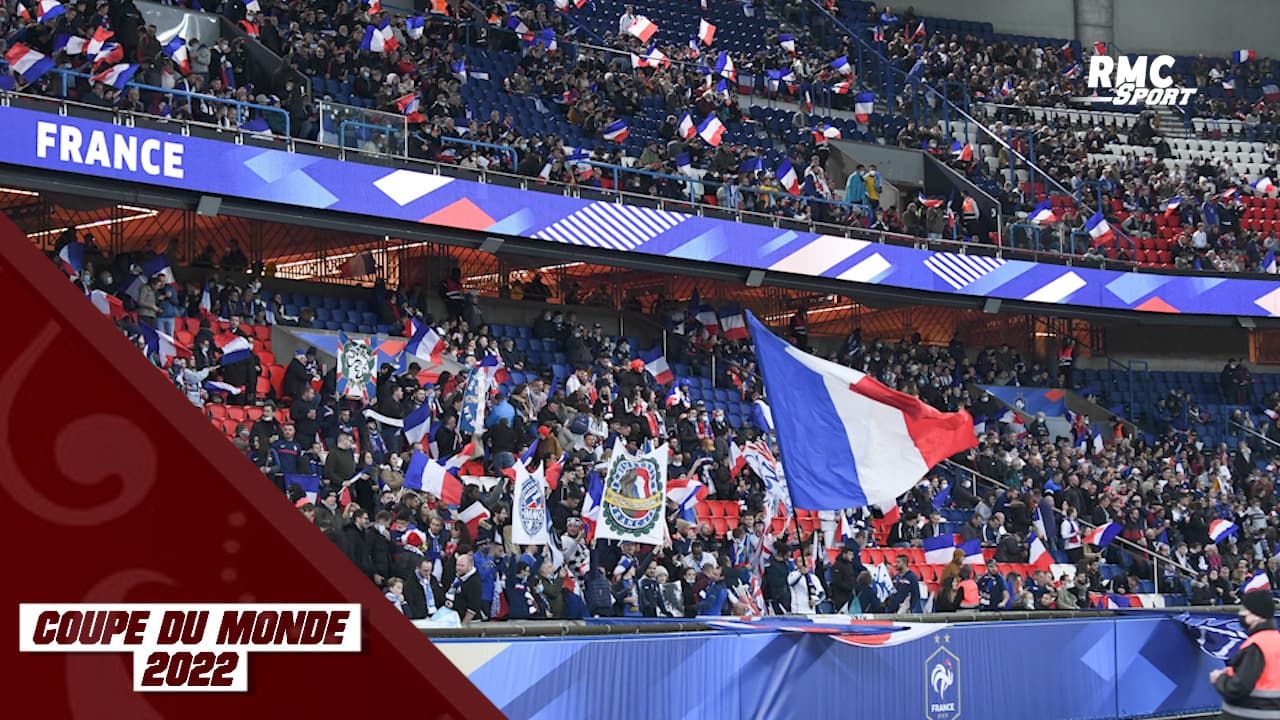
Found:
[748,312,976,509]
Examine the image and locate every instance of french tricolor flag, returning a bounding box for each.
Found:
[1233,49,1256,63]
[5,43,55,83]
[626,16,658,43]
[86,25,114,56]
[1082,521,1120,548]
[918,193,944,208]
[950,141,973,161]
[90,289,126,320]
[1265,83,1280,102]
[477,352,509,386]
[719,303,747,340]
[831,79,853,95]
[748,311,977,510]
[203,380,244,396]
[140,323,191,365]
[396,92,424,122]
[603,119,629,142]
[402,402,434,446]
[1209,518,1238,543]
[37,0,66,21]
[695,303,720,336]
[1164,197,1181,215]
[777,158,800,195]
[697,114,726,146]
[640,347,674,385]
[288,474,320,504]
[779,33,795,54]
[58,241,85,276]
[405,322,445,363]
[959,538,985,566]
[217,335,253,365]
[403,446,470,505]
[581,470,605,542]
[1243,570,1272,594]
[163,36,190,74]
[1028,530,1053,570]
[1085,211,1115,243]
[697,19,715,46]
[853,91,874,123]
[830,55,852,75]
[923,534,955,564]
[678,111,697,140]
[1253,177,1277,195]
[457,500,491,538]
[405,16,425,39]
[1029,199,1057,224]
[666,474,708,514]
[714,51,735,81]
[91,63,139,89]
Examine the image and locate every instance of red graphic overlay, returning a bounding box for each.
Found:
[0,211,501,717]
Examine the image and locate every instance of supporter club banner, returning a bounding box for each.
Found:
[596,440,668,545]
[510,462,550,546]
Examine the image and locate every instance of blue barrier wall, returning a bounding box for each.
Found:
[435,616,1222,720]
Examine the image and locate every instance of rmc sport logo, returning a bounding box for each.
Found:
[1083,55,1197,107]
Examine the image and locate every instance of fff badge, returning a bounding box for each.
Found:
[925,634,960,720]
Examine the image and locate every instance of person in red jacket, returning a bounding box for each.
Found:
[1213,590,1280,719]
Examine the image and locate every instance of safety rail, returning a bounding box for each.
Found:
[5,86,1275,283]
[318,101,408,157]
[801,0,1107,223]
[580,159,874,221]
[49,68,291,139]
[440,135,520,169]
[942,458,1198,595]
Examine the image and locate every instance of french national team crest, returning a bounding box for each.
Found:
[925,637,961,720]
[595,440,668,546]
[336,331,377,400]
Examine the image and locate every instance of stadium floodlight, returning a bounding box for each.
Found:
[479,236,504,254]
[746,269,765,287]
[1239,316,1257,329]
[983,298,1001,314]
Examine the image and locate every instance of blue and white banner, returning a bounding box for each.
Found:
[7,106,1280,318]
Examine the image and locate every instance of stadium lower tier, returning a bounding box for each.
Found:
[435,614,1222,720]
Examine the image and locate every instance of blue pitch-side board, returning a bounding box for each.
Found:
[435,616,1222,720]
[5,104,1279,318]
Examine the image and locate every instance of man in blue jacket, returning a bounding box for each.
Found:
[886,554,922,613]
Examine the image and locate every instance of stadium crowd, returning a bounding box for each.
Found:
[52,231,1280,621]
[7,0,1280,268]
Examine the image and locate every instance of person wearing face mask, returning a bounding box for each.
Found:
[1212,591,1280,720]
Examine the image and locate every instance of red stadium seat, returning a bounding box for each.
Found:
[205,404,226,420]
[245,406,263,422]
[225,406,246,422]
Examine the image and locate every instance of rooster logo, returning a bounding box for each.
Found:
[930,661,954,696]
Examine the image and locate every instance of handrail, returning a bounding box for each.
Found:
[336,119,407,156]
[11,85,1277,283]
[439,135,519,169]
[1229,418,1280,451]
[940,458,1198,581]
[579,159,874,219]
[50,68,291,139]
[803,0,1102,220]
